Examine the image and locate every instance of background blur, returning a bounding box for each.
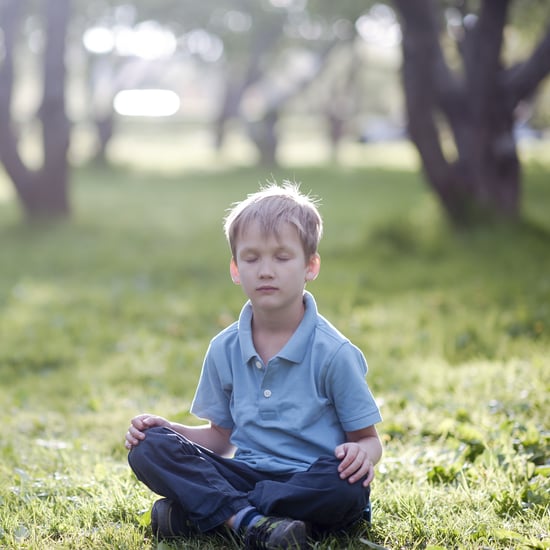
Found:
[1,0,549,192]
[0,2,549,549]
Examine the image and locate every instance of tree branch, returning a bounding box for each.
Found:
[0,0,33,188]
[392,0,450,186]
[39,0,71,177]
[504,25,550,105]
[465,0,510,116]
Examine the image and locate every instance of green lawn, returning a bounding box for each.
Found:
[0,143,548,549]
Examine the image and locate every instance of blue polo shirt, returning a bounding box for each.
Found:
[190,291,381,474]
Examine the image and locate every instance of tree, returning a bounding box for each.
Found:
[392,0,550,226]
[0,0,71,220]
[79,2,370,168]
[207,3,361,165]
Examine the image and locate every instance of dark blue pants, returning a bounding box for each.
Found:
[128,427,370,533]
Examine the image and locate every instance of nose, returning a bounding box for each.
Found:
[258,258,274,278]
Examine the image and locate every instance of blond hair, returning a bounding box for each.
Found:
[224,181,323,259]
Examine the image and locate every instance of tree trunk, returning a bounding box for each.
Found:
[324,43,360,163]
[0,0,29,188]
[247,111,279,166]
[213,19,284,152]
[91,114,115,165]
[393,0,550,226]
[0,0,71,221]
[213,81,245,151]
[35,0,71,218]
[245,41,342,167]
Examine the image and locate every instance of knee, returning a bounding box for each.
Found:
[128,427,162,470]
[128,426,180,470]
[335,477,370,507]
[128,427,200,469]
[326,475,370,528]
[311,455,370,510]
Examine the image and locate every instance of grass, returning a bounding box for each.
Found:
[0,141,549,549]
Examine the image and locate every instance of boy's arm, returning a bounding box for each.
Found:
[335,425,383,487]
[126,413,235,457]
[171,421,235,456]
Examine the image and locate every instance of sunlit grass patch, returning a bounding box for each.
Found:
[0,157,548,548]
[372,351,549,548]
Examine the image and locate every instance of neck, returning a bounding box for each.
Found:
[252,298,305,333]
[251,299,305,364]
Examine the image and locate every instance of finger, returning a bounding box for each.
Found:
[124,434,135,450]
[339,453,365,479]
[142,415,166,428]
[125,431,137,447]
[362,463,375,487]
[343,455,371,483]
[352,461,373,486]
[128,425,146,440]
[142,416,154,426]
[349,461,370,484]
[338,447,363,471]
[130,416,146,430]
[335,444,346,460]
[126,427,146,449]
[337,446,358,472]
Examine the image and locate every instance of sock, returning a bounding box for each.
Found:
[232,506,264,533]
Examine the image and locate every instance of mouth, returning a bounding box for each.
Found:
[256,286,278,292]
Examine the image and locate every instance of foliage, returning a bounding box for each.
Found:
[0,146,548,549]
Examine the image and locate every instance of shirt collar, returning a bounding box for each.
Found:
[238,291,318,365]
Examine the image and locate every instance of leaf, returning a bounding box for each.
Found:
[14,468,29,480]
[359,538,390,549]
[491,528,527,542]
[138,507,152,527]
[455,423,485,446]
[534,464,550,477]
[521,424,541,447]
[427,464,460,484]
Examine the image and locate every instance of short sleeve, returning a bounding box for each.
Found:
[325,342,382,432]
[190,343,234,430]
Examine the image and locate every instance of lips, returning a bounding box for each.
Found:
[256,286,278,292]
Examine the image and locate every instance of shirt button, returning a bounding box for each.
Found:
[263,389,272,398]
[255,361,262,369]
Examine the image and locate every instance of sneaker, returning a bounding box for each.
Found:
[244,516,309,549]
[151,498,197,539]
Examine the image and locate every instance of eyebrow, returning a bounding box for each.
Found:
[238,243,295,255]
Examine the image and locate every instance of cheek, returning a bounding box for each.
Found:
[235,268,252,284]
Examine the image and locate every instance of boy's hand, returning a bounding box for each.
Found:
[125,414,171,450]
[335,442,374,487]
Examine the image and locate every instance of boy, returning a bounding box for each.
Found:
[125,182,382,549]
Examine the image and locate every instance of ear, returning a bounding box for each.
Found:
[230,258,241,285]
[305,253,321,282]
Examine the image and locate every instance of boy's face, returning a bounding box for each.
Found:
[230,220,320,312]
